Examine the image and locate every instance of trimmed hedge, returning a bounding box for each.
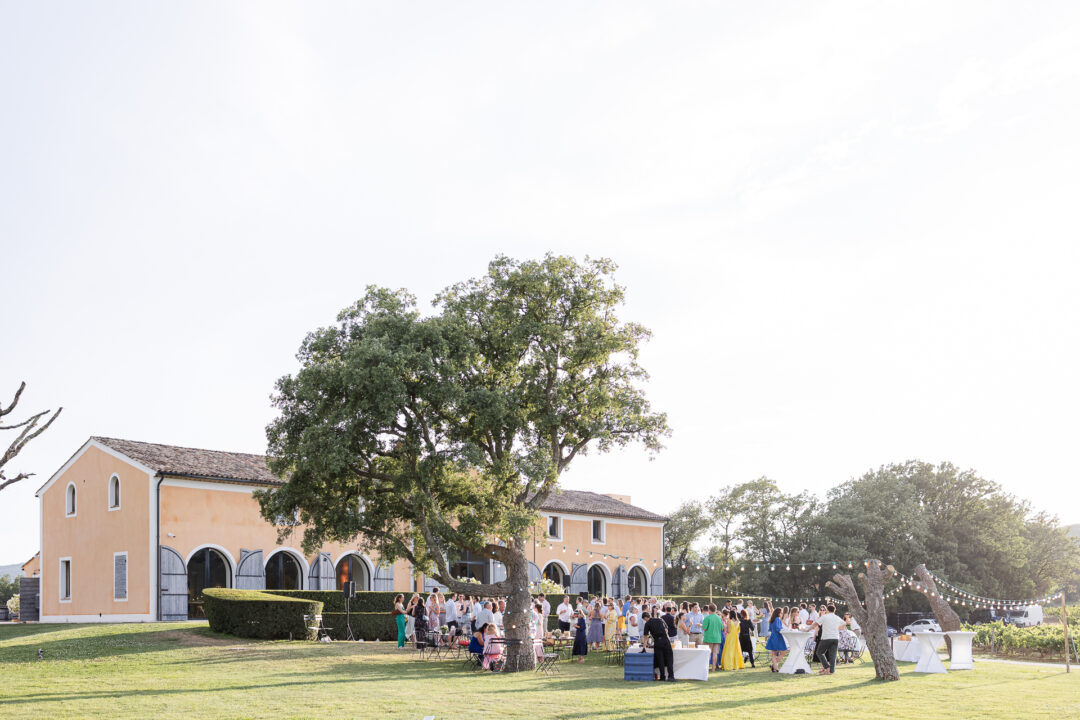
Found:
[203,589,323,640]
[322,612,398,641]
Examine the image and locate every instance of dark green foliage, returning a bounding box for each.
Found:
[270,590,397,613]
[0,575,18,605]
[321,612,398,641]
[202,589,322,640]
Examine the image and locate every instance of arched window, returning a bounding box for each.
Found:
[65,483,77,517]
[542,562,567,588]
[108,474,121,510]
[336,554,370,591]
[587,565,607,596]
[187,547,231,619]
[628,566,649,595]
[265,552,303,590]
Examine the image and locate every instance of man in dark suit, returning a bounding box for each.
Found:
[641,611,675,681]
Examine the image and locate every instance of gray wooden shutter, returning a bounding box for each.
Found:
[569,563,587,595]
[235,549,265,590]
[650,567,665,595]
[114,554,128,600]
[373,563,395,591]
[18,577,39,622]
[527,562,541,585]
[308,552,335,590]
[613,564,626,598]
[423,574,447,592]
[159,545,188,621]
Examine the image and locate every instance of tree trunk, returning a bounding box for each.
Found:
[913,564,962,658]
[499,538,536,672]
[826,559,900,681]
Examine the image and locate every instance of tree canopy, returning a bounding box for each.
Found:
[256,254,669,597]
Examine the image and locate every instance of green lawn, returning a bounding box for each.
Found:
[1,623,1076,720]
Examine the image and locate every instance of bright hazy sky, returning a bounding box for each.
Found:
[2,2,1079,565]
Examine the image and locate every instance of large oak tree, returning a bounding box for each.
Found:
[257,255,668,670]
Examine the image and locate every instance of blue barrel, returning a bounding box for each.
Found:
[624,650,654,681]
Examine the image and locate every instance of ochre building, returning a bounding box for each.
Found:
[35,437,667,621]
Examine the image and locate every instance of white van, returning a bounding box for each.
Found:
[1010,605,1043,627]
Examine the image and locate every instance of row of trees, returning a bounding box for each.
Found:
[664,462,1080,610]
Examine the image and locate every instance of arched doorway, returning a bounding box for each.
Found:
[336,554,371,591]
[627,566,649,595]
[266,551,304,590]
[543,562,567,588]
[587,564,608,596]
[187,547,231,619]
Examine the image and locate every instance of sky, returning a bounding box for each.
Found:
[2,1,1079,565]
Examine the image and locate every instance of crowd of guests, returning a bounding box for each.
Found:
[390,591,862,677]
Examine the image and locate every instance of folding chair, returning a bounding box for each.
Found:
[536,652,560,675]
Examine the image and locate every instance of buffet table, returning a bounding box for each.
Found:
[892,637,921,662]
[627,645,711,681]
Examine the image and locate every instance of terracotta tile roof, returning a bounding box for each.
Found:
[538,490,667,522]
[93,437,281,485]
[93,437,666,522]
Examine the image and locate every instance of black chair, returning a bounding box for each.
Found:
[536,652,560,675]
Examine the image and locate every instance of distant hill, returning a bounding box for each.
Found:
[0,563,23,579]
[1068,524,1080,539]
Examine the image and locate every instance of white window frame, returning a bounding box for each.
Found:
[546,515,562,541]
[59,557,72,603]
[113,551,129,602]
[65,482,77,517]
[591,519,606,544]
[108,473,121,511]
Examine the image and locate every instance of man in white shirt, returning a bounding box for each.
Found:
[445,592,459,633]
[809,604,845,674]
[798,603,810,625]
[539,593,551,633]
[808,605,819,624]
[476,600,495,631]
[557,596,573,632]
[493,602,504,630]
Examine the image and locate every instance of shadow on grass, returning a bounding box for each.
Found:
[0,625,251,664]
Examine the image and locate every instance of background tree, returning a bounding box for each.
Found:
[1,382,62,493]
[912,563,962,657]
[663,500,711,593]
[0,574,18,606]
[257,255,668,672]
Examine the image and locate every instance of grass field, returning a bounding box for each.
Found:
[1,623,1076,720]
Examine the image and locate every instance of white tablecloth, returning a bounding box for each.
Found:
[779,630,813,674]
[892,638,921,662]
[627,645,711,681]
[946,631,975,670]
[914,632,947,673]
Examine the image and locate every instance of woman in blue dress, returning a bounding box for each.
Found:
[586,601,604,650]
[571,611,588,663]
[765,606,788,672]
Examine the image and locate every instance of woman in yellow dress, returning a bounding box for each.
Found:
[603,599,617,651]
[720,609,745,670]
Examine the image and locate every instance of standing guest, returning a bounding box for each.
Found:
[476,601,495,631]
[724,600,734,617]
[798,603,810,625]
[460,596,472,635]
[603,599,618,650]
[405,594,419,641]
[393,594,407,648]
[735,599,744,616]
[427,599,440,639]
[587,600,604,651]
[492,601,504,631]
[472,596,483,632]
[557,595,573,633]
[765,607,788,671]
[622,594,633,617]
[702,604,724,671]
[576,596,587,616]
[642,611,675,682]
[661,604,677,640]
[627,600,642,642]
[746,601,758,637]
[445,593,459,635]
[539,593,551,635]
[809,604,844,675]
[676,611,691,647]
[688,603,704,647]
[412,598,429,643]
[738,610,757,668]
[571,610,588,663]
[808,604,820,624]
[720,609,744,670]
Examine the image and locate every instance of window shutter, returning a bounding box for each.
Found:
[114,554,128,600]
